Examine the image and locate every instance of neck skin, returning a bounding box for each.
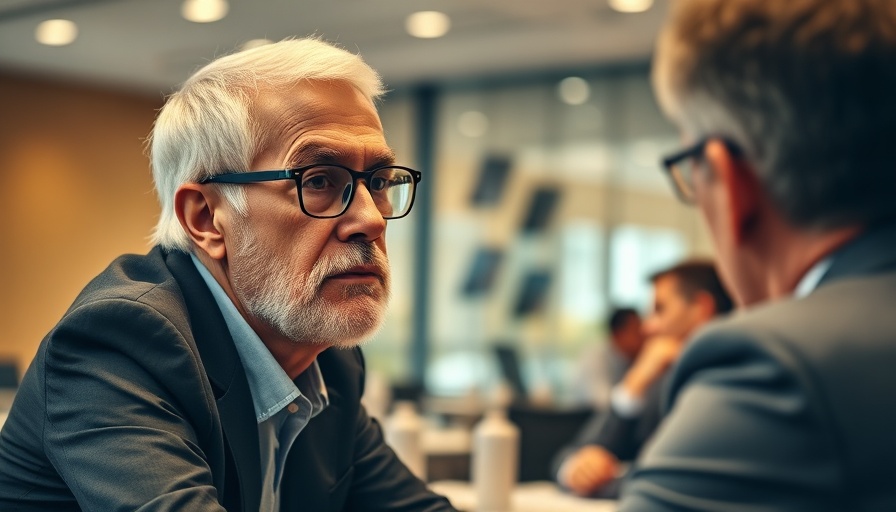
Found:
[194,249,326,379]
[736,207,862,306]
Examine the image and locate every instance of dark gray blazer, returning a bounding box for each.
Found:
[553,372,665,461]
[551,370,665,499]
[620,221,896,511]
[0,248,454,512]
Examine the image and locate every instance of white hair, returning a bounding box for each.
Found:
[148,38,385,251]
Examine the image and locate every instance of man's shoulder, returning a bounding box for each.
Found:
[672,272,896,413]
[47,248,200,354]
[688,270,896,366]
[65,247,194,318]
[72,247,177,302]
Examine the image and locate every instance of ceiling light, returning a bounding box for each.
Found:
[35,19,78,46]
[406,11,451,39]
[557,77,591,105]
[242,39,273,51]
[608,0,654,14]
[182,0,229,23]
[458,111,489,138]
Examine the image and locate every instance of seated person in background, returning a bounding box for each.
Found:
[554,260,732,497]
[572,307,644,410]
[0,38,454,512]
[621,0,896,509]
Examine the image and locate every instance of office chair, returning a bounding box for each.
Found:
[508,404,593,482]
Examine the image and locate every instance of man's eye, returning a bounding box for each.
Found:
[303,175,331,190]
[370,177,388,191]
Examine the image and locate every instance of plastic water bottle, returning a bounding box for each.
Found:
[384,401,427,480]
[471,408,519,512]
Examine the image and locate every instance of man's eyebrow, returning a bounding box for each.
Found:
[287,142,342,167]
[371,149,397,167]
[287,142,397,169]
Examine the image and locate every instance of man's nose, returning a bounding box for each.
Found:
[336,182,387,242]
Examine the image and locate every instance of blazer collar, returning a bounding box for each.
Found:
[163,249,262,512]
[818,219,896,288]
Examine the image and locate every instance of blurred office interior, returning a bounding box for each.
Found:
[0,0,712,407]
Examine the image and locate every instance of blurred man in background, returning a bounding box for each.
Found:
[572,307,644,410]
[619,1,896,509]
[555,260,732,497]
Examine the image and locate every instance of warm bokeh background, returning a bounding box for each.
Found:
[0,73,163,374]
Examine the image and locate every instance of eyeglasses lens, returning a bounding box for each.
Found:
[299,166,415,218]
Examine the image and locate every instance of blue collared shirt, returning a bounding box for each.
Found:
[191,255,329,512]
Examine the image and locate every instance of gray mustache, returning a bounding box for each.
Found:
[312,243,388,283]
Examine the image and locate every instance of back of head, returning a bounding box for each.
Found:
[653,0,896,229]
[607,307,643,359]
[149,38,385,252]
[608,307,640,334]
[650,259,733,315]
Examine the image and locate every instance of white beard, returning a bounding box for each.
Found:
[229,227,391,348]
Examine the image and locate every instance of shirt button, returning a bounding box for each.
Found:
[287,403,299,414]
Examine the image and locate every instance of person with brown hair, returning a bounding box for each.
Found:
[620,1,896,509]
[556,260,731,498]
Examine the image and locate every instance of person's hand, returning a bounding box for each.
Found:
[562,445,619,496]
[622,335,686,397]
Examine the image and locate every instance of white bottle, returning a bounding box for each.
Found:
[361,370,392,422]
[471,408,519,512]
[384,401,427,481]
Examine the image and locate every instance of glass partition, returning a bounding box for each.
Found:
[369,68,713,404]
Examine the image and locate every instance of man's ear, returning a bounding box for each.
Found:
[703,140,761,246]
[693,291,717,323]
[174,184,227,261]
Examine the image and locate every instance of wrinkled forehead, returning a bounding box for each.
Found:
[250,80,388,161]
[252,80,383,134]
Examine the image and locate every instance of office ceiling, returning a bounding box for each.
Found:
[0,0,669,96]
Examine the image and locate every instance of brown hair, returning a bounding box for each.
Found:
[650,259,733,314]
[654,0,896,228]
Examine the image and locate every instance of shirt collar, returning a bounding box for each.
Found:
[189,254,328,423]
[793,256,834,299]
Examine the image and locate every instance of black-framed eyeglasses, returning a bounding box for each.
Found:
[660,138,742,204]
[199,164,422,219]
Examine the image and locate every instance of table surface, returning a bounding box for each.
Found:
[429,480,616,512]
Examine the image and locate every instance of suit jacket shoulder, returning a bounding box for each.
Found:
[622,240,896,511]
[0,247,455,512]
[0,247,229,511]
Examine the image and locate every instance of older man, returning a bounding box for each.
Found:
[619,1,896,510]
[0,39,454,512]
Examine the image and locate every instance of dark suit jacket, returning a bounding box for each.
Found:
[0,248,455,512]
[620,221,896,511]
[552,372,665,498]
[556,373,665,464]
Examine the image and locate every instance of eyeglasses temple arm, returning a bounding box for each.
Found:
[200,170,292,184]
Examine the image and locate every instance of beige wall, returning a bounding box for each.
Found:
[0,73,163,376]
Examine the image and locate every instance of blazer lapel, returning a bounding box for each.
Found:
[164,250,262,512]
[280,348,354,512]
